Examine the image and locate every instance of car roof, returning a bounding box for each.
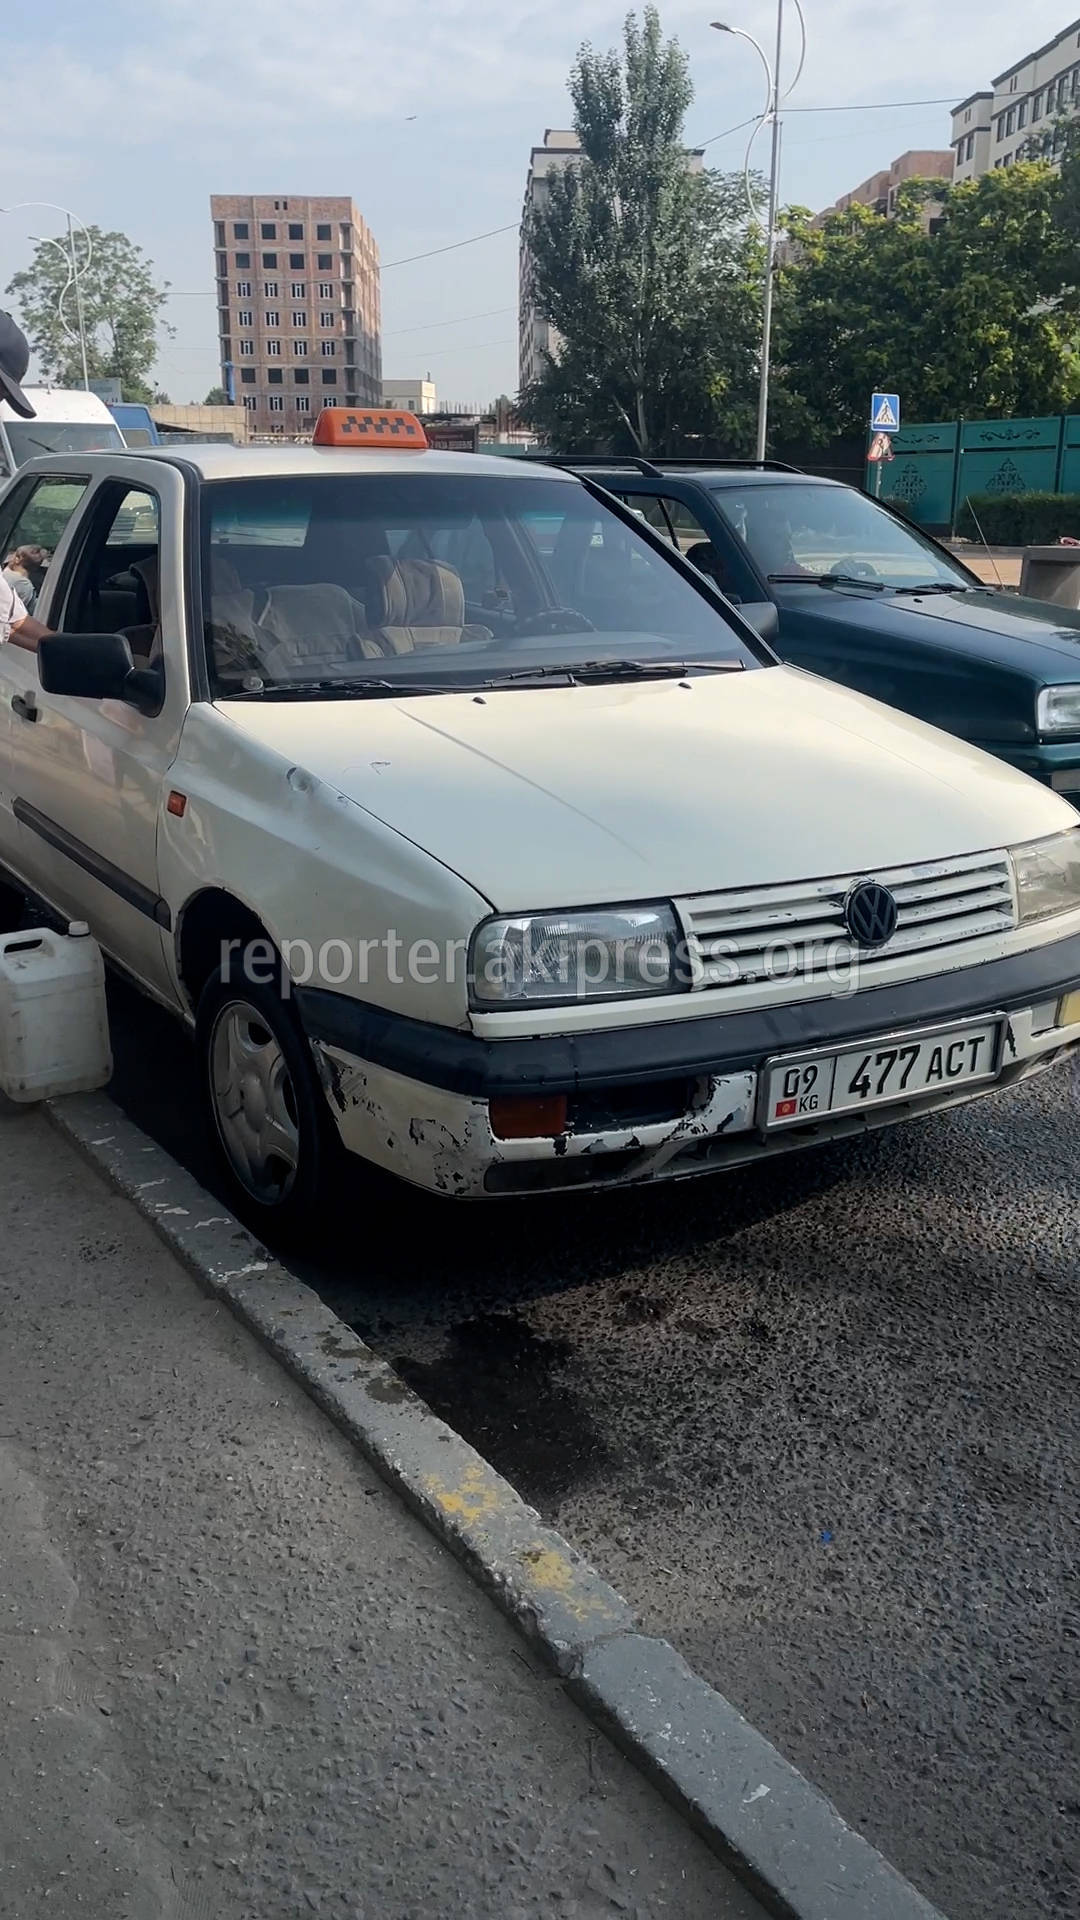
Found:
[9,446,582,484]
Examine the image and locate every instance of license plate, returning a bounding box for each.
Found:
[760,1017,1005,1130]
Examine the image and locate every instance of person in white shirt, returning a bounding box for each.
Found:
[0,312,51,653]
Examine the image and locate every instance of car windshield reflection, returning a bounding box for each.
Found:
[710,481,977,592]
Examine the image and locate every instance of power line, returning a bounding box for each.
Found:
[700,94,961,145]
[385,304,515,337]
[382,222,518,270]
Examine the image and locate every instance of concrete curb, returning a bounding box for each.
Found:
[48,1089,949,1920]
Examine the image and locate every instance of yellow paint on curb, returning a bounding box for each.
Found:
[423,1463,501,1526]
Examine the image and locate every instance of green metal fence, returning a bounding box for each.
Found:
[867,415,1077,532]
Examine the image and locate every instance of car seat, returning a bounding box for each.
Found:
[363,557,491,653]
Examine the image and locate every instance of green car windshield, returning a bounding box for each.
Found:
[710,481,977,591]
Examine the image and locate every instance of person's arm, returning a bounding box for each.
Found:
[8,611,50,651]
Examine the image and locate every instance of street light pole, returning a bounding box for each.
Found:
[67,213,90,390]
[756,0,783,463]
[711,5,799,461]
[0,201,92,390]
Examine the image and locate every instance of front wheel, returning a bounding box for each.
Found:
[196,962,335,1242]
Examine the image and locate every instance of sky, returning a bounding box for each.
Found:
[0,1,1073,407]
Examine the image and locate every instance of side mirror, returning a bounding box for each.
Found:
[739,601,780,643]
[37,631,135,700]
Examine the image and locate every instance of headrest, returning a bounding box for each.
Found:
[366,557,465,630]
[132,552,160,622]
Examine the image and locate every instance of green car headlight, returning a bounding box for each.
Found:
[1011,828,1080,924]
[469,904,686,1006]
[1036,685,1080,736]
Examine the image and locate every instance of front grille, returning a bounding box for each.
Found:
[677,849,1016,991]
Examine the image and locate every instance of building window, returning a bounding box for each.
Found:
[261,222,276,239]
[239,310,255,328]
[964,106,972,124]
[267,338,281,356]
[1018,100,1028,128]
[239,340,254,357]
[316,223,332,241]
[292,310,307,328]
[262,252,277,269]
[293,340,308,357]
[1005,107,1016,135]
[216,252,228,277]
[1004,150,1012,165]
[288,222,304,240]
[269,395,284,412]
[268,368,283,385]
[235,252,251,270]
[233,221,249,240]
[321,339,336,357]
[266,312,281,331]
[289,253,304,270]
[294,368,310,384]
[215,221,225,245]
[996,115,1005,141]
[296,396,310,414]
[1033,91,1043,118]
[317,255,333,272]
[237,280,252,297]
[242,395,257,411]
[291,282,306,299]
[321,368,337,386]
[966,131,976,160]
[264,283,279,301]
[240,367,256,385]
[323,397,338,408]
[318,309,333,328]
[318,282,335,301]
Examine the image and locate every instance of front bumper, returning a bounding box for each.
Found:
[298,933,1080,1197]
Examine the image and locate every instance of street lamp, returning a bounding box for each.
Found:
[0,202,93,390]
[711,8,803,461]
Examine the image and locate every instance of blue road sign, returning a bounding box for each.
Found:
[871,392,900,432]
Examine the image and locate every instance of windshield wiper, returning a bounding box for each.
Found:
[767,573,886,591]
[218,678,457,700]
[488,658,744,686]
[889,582,972,596]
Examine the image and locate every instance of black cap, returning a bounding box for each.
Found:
[0,311,35,418]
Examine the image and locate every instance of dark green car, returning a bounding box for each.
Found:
[553,456,1080,804]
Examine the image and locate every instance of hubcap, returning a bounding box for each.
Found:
[210,1000,300,1205]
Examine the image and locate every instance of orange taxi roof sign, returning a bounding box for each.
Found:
[313,406,428,449]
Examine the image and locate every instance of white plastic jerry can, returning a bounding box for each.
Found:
[0,922,112,1103]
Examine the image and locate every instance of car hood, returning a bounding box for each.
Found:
[217,666,1071,911]
[784,583,1080,676]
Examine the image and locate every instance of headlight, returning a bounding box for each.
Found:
[1011,828,1080,924]
[470,903,686,1006]
[1037,685,1080,736]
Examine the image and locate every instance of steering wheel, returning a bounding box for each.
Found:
[826,557,881,582]
[501,607,597,645]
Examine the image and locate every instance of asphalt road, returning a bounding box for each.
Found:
[105,975,1080,1920]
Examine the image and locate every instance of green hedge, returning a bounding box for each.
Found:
[955,491,1080,545]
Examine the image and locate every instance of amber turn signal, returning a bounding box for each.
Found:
[489,1093,568,1140]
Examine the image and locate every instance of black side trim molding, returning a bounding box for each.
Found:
[13,799,172,930]
[296,928,1080,1097]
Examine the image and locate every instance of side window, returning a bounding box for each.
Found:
[61,486,163,674]
[618,491,755,602]
[0,477,89,618]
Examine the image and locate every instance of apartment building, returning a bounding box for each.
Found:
[382,376,437,415]
[210,195,381,436]
[950,18,1080,178]
[518,131,582,394]
[824,149,954,221]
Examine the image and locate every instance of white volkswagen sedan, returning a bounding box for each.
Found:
[0,408,1079,1234]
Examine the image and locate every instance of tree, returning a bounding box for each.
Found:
[521,7,762,453]
[203,386,229,406]
[776,164,1080,441]
[7,227,172,402]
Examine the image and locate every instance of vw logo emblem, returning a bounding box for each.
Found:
[843,880,898,949]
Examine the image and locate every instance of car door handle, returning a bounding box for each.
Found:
[11,691,38,723]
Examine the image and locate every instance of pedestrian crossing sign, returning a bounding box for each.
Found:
[870,392,900,432]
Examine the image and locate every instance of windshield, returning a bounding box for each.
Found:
[711,481,976,590]
[5,420,125,465]
[199,473,761,696]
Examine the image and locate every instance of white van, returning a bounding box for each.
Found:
[0,387,124,478]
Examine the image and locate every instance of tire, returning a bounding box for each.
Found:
[195,955,337,1243]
